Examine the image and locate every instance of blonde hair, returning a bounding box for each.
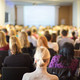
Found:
[9,36,21,50]
[0,31,8,48]
[9,29,16,36]
[34,46,50,67]
[19,32,30,48]
[37,36,49,48]
[10,43,21,54]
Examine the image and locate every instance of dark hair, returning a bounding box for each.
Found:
[72,31,76,41]
[59,42,74,66]
[72,31,75,36]
[61,30,68,36]
[2,29,8,33]
[57,30,60,36]
[27,30,31,36]
[33,29,37,33]
[44,31,49,35]
[45,34,51,41]
[51,33,57,42]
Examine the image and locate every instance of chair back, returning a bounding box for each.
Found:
[74,50,80,58]
[0,51,8,62]
[47,68,72,80]
[2,67,30,80]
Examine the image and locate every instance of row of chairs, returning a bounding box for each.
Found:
[0,67,80,80]
[0,51,8,69]
[0,50,80,80]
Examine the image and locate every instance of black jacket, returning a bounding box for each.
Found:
[3,53,35,72]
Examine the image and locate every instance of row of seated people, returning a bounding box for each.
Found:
[1,27,80,51]
[1,42,79,80]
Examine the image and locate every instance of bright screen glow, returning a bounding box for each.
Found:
[24,6,56,27]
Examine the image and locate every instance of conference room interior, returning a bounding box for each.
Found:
[0,0,80,80]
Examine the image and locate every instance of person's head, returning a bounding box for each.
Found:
[45,34,51,41]
[0,31,8,47]
[59,42,74,66]
[10,43,22,55]
[44,30,49,35]
[9,36,21,50]
[61,30,68,37]
[51,33,57,42]
[27,30,31,36]
[9,29,16,36]
[1,28,8,34]
[19,32,30,48]
[72,31,75,37]
[32,29,37,34]
[57,30,60,36]
[34,46,50,67]
[37,36,48,48]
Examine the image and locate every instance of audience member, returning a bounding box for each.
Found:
[9,36,21,55]
[71,31,77,41]
[22,46,58,80]
[45,34,59,52]
[3,43,34,72]
[49,43,79,76]
[32,29,38,39]
[51,33,57,42]
[19,32,33,57]
[37,36,57,60]
[58,30,74,49]
[2,28,9,43]
[8,29,16,37]
[27,30,37,47]
[0,31,9,51]
[74,37,80,49]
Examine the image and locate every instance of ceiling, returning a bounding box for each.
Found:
[5,0,74,6]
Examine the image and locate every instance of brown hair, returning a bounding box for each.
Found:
[0,31,8,48]
[10,43,21,54]
[9,36,21,50]
[19,32,30,48]
[37,36,49,48]
[9,29,16,36]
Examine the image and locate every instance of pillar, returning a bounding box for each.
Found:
[0,0,5,26]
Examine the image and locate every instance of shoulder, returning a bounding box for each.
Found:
[4,55,13,62]
[47,74,59,80]
[22,73,30,80]
[51,55,61,61]
[22,72,33,80]
[51,75,59,80]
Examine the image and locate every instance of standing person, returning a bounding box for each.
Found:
[0,31,9,51]
[22,46,58,80]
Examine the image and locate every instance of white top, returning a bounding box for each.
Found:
[58,37,74,48]
[22,67,59,80]
[48,42,59,52]
[28,36,37,47]
[75,38,80,44]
